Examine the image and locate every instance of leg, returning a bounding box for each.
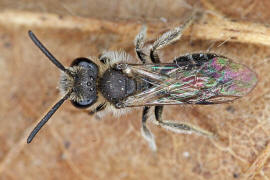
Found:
[154,105,164,122]
[88,103,107,115]
[99,51,133,66]
[150,13,196,63]
[154,106,215,137]
[99,55,108,64]
[141,106,157,151]
[134,25,148,64]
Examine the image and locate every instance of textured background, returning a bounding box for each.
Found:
[0,0,270,179]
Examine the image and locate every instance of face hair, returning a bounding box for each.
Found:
[27,31,73,143]
[28,30,67,72]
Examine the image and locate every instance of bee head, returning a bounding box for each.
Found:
[27,31,100,143]
[60,57,99,108]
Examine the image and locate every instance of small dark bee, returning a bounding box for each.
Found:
[27,14,257,151]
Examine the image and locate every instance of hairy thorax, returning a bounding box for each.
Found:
[99,69,137,105]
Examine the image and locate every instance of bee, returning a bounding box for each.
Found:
[27,14,257,151]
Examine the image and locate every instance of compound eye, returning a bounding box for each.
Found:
[71,57,98,77]
[71,97,97,108]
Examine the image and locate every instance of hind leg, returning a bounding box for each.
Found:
[154,106,215,137]
[150,14,196,63]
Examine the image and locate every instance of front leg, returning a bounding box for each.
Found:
[99,51,133,66]
[134,25,148,64]
[88,103,107,115]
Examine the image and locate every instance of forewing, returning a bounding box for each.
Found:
[122,55,257,107]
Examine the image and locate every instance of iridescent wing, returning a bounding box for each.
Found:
[122,53,257,107]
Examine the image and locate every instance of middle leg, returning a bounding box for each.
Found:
[141,106,157,151]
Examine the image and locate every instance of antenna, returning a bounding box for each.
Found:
[27,91,71,143]
[28,30,67,72]
[27,31,73,143]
